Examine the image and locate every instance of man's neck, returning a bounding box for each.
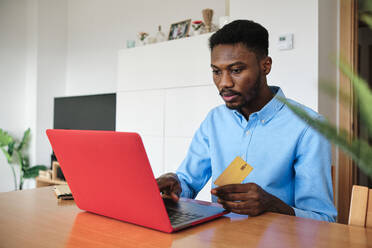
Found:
[239,86,274,121]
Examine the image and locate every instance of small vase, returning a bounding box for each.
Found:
[156,25,166,42]
[193,29,201,36]
[138,39,146,46]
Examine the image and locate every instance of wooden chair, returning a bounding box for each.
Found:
[331,166,335,203]
[348,185,372,228]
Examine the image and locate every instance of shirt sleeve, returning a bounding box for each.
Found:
[176,117,212,199]
[293,122,337,222]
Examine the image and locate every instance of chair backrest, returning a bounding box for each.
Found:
[348,185,372,228]
[331,166,335,203]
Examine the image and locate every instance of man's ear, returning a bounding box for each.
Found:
[262,56,272,75]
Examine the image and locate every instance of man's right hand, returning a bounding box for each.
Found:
[156,173,182,202]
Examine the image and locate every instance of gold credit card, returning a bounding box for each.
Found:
[214,156,253,186]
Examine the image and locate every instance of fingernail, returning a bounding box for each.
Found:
[171,193,179,201]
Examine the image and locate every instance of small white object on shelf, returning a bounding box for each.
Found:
[156,25,166,42]
[126,40,135,48]
[147,36,157,44]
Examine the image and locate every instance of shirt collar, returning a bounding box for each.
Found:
[257,86,285,124]
[232,86,285,124]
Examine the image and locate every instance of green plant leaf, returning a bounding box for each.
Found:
[23,165,47,179]
[23,155,30,168]
[1,147,13,163]
[7,141,15,157]
[17,128,30,151]
[16,150,24,168]
[350,138,372,177]
[16,150,30,169]
[361,14,372,29]
[359,0,372,12]
[339,59,372,136]
[319,80,351,106]
[0,129,13,147]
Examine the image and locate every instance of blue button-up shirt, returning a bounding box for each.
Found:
[176,86,337,222]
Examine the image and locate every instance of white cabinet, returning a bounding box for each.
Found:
[117,34,222,201]
[117,34,213,91]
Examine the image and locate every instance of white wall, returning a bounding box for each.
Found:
[0,0,29,191]
[65,0,225,96]
[0,0,66,191]
[318,0,338,124]
[231,0,319,111]
[318,0,338,173]
[35,0,67,171]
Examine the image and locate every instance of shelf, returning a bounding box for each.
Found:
[35,177,67,188]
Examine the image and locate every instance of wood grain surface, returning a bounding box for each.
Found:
[0,187,371,248]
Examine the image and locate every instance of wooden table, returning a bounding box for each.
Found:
[0,187,371,248]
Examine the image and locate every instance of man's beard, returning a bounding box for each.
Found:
[222,72,262,110]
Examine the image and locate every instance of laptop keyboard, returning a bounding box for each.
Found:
[166,208,204,226]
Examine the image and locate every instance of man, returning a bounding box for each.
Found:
[157,20,337,222]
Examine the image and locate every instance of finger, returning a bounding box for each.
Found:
[158,180,177,192]
[214,184,248,194]
[217,192,260,201]
[231,208,263,216]
[158,184,172,193]
[160,184,181,201]
[161,193,173,199]
[217,192,250,201]
[218,199,246,210]
[218,199,259,210]
[218,200,262,216]
[230,209,253,215]
[171,192,179,202]
[172,183,182,194]
[157,174,178,188]
[214,183,258,195]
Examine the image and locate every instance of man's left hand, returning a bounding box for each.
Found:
[211,183,295,217]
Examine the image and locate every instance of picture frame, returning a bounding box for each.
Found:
[168,19,191,40]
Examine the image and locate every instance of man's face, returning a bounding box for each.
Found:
[211,43,268,110]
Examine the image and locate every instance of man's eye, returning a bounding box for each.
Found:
[212,70,221,75]
[231,68,242,74]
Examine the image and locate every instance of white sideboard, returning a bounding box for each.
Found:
[116,34,223,201]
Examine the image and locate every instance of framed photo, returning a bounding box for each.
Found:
[168,19,191,40]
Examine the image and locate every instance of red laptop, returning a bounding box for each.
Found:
[46,129,228,233]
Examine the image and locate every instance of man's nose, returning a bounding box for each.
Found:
[219,72,234,88]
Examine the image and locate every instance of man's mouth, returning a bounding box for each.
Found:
[220,90,240,102]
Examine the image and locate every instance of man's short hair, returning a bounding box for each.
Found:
[209,20,269,59]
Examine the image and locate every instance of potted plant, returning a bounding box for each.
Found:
[191,20,205,35]
[137,32,149,46]
[0,128,47,190]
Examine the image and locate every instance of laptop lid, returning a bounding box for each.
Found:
[46,129,173,233]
